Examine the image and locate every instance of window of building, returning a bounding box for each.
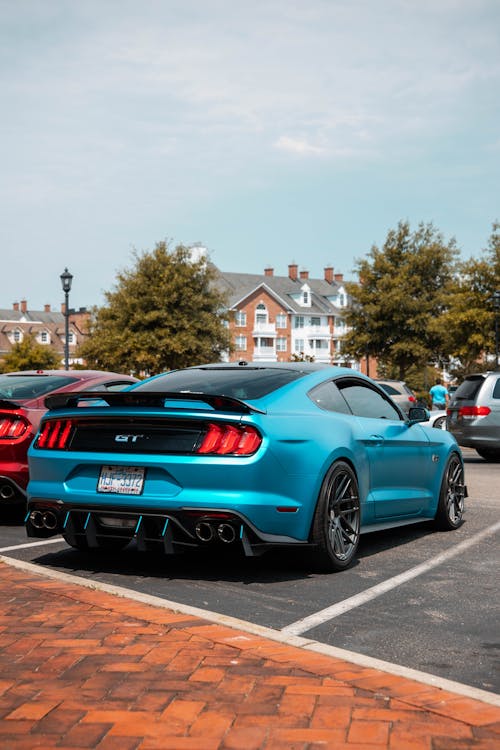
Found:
[276,313,287,329]
[259,338,274,348]
[311,339,328,350]
[67,332,75,345]
[294,339,304,352]
[294,316,304,329]
[310,317,321,327]
[235,335,247,351]
[40,331,49,344]
[12,329,22,343]
[276,337,287,352]
[235,311,246,327]
[255,303,268,325]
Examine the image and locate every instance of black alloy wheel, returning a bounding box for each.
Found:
[434,453,466,530]
[310,461,361,572]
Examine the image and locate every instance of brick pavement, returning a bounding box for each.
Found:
[0,559,498,749]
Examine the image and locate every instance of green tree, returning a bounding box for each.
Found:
[1,335,60,373]
[342,221,459,380]
[439,221,500,378]
[78,242,232,374]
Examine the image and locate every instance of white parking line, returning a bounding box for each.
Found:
[281,520,500,637]
[0,538,67,553]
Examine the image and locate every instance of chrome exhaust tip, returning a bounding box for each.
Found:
[195,521,214,542]
[217,523,236,544]
[29,510,45,529]
[42,511,58,530]
[0,484,15,500]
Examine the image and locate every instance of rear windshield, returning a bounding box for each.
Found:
[452,376,485,401]
[134,368,306,400]
[0,374,78,400]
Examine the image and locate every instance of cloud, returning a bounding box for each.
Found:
[274,136,326,156]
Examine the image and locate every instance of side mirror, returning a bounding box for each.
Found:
[407,406,430,424]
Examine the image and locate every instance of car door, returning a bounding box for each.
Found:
[337,378,433,518]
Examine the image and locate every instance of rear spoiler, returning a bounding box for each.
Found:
[0,399,22,410]
[44,390,265,415]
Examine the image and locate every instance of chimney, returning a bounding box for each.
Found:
[299,270,309,280]
[13,302,19,312]
[334,273,344,282]
[264,267,274,277]
[324,266,334,284]
[44,304,51,313]
[20,300,27,313]
[288,263,298,281]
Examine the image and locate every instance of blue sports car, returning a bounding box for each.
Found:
[26,363,467,571]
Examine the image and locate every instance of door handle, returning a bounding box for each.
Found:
[368,434,384,446]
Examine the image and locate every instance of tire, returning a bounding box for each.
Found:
[434,453,465,530]
[476,448,500,462]
[310,461,360,572]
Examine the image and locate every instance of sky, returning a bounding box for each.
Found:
[1,0,499,311]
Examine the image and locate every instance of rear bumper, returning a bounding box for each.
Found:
[26,501,310,556]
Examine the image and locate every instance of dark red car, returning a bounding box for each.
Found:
[0,370,138,507]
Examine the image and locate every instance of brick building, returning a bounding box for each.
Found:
[0,300,90,367]
[217,262,357,366]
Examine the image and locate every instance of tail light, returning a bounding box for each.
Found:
[0,414,30,439]
[36,419,73,450]
[458,406,491,419]
[408,395,416,403]
[197,423,262,455]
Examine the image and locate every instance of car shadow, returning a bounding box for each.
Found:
[26,519,449,585]
[29,543,319,584]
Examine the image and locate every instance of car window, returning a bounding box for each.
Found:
[308,381,352,414]
[338,380,402,420]
[378,383,399,396]
[135,368,306,399]
[87,381,135,392]
[0,374,78,400]
[492,378,500,399]
[453,376,485,401]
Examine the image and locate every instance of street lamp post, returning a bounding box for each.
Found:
[493,290,500,369]
[60,268,73,371]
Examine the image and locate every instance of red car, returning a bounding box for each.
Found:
[0,370,138,507]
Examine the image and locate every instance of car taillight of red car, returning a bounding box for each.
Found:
[0,414,30,439]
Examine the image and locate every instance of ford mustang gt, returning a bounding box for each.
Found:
[25,363,467,571]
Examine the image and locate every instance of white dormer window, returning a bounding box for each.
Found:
[336,286,347,307]
[40,331,50,344]
[299,283,311,307]
[66,331,75,345]
[11,328,23,343]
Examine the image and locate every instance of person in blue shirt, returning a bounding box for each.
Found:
[429,378,449,410]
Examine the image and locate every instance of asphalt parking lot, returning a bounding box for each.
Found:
[1,448,498,696]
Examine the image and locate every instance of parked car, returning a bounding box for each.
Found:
[26,363,466,571]
[375,379,417,415]
[421,409,447,430]
[0,370,138,506]
[446,371,500,461]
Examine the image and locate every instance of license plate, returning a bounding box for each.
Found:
[97,466,145,495]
